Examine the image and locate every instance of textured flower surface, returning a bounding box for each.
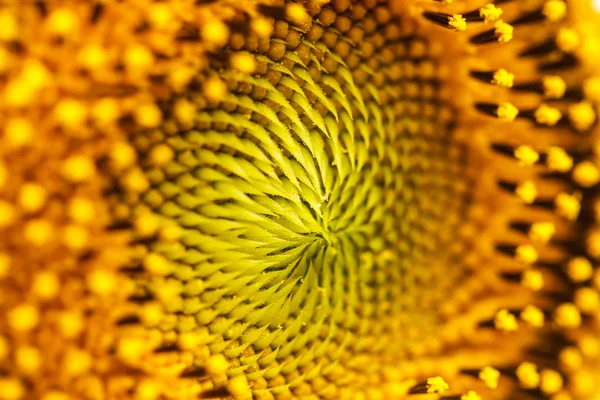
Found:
[1,0,600,399]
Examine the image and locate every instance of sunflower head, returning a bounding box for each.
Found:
[1,1,600,400]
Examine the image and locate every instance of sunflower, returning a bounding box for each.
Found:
[1,0,600,399]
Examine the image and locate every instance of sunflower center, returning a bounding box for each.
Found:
[123,1,471,394]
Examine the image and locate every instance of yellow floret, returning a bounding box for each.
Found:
[522,269,544,291]
[494,21,513,43]
[546,147,573,172]
[494,309,518,331]
[535,104,562,126]
[540,369,563,395]
[516,362,540,389]
[554,303,582,329]
[479,4,502,23]
[479,366,500,389]
[572,161,600,187]
[543,75,567,99]
[497,102,518,121]
[514,145,539,166]
[543,0,567,22]
[529,222,555,243]
[448,15,467,32]
[521,305,545,327]
[492,69,514,87]
[566,257,593,283]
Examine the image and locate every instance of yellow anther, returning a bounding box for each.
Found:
[543,75,567,99]
[159,225,183,242]
[86,269,117,296]
[57,310,84,338]
[479,366,500,389]
[124,44,154,74]
[568,101,596,132]
[110,142,137,170]
[494,20,513,43]
[5,117,34,148]
[497,102,519,121]
[68,197,95,224]
[120,168,150,193]
[546,147,573,172]
[0,12,19,41]
[286,3,311,28]
[143,253,171,275]
[522,269,544,291]
[555,192,581,221]
[140,302,163,327]
[543,0,567,22]
[173,98,196,125]
[149,144,174,166]
[32,271,60,300]
[0,252,10,279]
[206,354,229,376]
[535,104,562,126]
[479,4,502,23]
[54,99,88,130]
[426,376,448,394]
[8,303,40,332]
[448,15,467,32]
[251,17,273,38]
[61,155,96,182]
[77,44,108,70]
[516,180,537,204]
[554,303,581,329]
[134,103,163,128]
[529,222,555,243]
[574,288,600,314]
[573,161,600,187]
[515,145,539,166]
[227,374,253,400]
[583,76,600,102]
[516,244,538,265]
[202,21,230,48]
[0,378,25,400]
[230,53,256,74]
[521,305,545,327]
[62,348,92,377]
[18,183,47,213]
[517,362,540,389]
[492,69,514,87]
[461,391,480,400]
[0,201,16,228]
[16,345,41,375]
[556,28,580,53]
[24,219,54,246]
[135,379,161,400]
[134,213,159,237]
[204,77,229,103]
[566,257,593,283]
[559,347,582,372]
[92,98,120,126]
[540,369,563,395]
[63,224,89,250]
[47,8,79,36]
[495,309,518,331]
[20,59,51,90]
[147,3,174,30]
